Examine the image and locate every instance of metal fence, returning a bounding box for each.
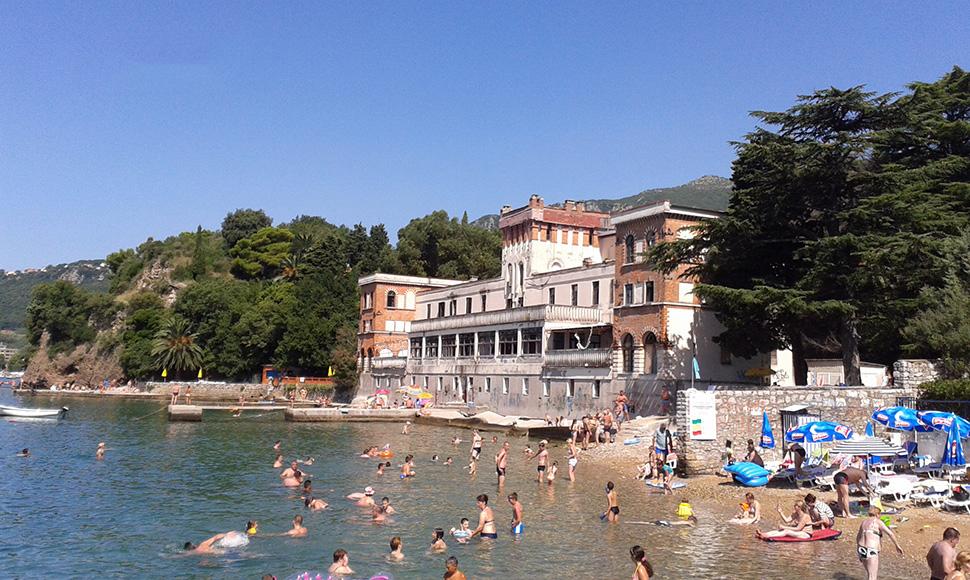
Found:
[897,396,970,419]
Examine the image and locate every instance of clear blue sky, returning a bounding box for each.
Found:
[1,2,966,270]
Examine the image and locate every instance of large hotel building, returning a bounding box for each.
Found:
[357,195,794,417]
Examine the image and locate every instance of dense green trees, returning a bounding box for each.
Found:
[221,208,273,249]
[25,281,116,354]
[396,210,502,279]
[651,67,970,383]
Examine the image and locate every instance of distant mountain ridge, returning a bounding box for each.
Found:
[0,260,110,330]
[471,175,732,229]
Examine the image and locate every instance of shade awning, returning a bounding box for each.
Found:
[829,437,906,457]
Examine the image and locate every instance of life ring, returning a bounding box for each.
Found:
[378,451,394,459]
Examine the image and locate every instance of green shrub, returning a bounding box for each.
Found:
[919,379,970,401]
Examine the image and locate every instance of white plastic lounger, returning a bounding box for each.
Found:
[944,496,970,514]
[911,480,950,508]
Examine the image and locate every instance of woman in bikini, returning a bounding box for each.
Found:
[856,506,902,580]
[468,494,497,540]
[629,545,653,579]
[755,501,813,540]
[567,438,579,482]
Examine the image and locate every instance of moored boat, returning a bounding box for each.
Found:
[0,405,69,419]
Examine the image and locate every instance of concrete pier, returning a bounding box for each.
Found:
[285,408,416,422]
[167,405,203,421]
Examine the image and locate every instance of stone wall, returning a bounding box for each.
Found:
[675,385,916,475]
[893,359,944,390]
[143,381,273,401]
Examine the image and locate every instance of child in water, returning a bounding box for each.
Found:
[430,527,447,551]
[450,518,472,543]
[444,457,453,466]
[547,461,558,484]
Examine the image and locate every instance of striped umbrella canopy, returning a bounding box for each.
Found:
[829,437,906,457]
[919,411,970,439]
[871,407,931,432]
[785,421,854,443]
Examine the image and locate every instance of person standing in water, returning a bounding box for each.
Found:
[567,438,578,482]
[529,440,549,483]
[401,455,416,478]
[495,441,510,487]
[444,556,467,580]
[469,494,497,540]
[605,481,620,523]
[629,545,654,579]
[508,492,524,535]
[328,549,354,576]
[471,429,483,460]
[388,536,404,561]
[96,442,106,460]
[856,506,902,580]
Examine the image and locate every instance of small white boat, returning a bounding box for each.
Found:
[0,405,69,419]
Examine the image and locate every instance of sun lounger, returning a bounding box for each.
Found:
[910,480,950,508]
[944,493,970,514]
[914,463,945,479]
[874,477,918,502]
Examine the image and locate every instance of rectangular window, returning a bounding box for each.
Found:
[425,337,439,358]
[553,333,565,350]
[453,376,460,393]
[593,380,601,399]
[449,299,457,316]
[645,281,655,303]
[426,304,431,318]
[423,376,429,389]
[410,338,423,359]
[720,344,732,365]
[566,379,575,398]
[499,330,518,356]
[437,377,443,392]
[548,287,556,304]
[521,327,542,355]
[441,335,456,357]
[679,282,695,303]
[522,378,529,396]
[502,377,509,395]
[468,377,474,392]
[477,332,495,357]
[506,297,513,309]
[481,293,487,312]
[592,281,600,305]
[542,380,550,397]
[465,296,473,314]
[485,377,492,392]
[458,333,475,357]
[624,283,634,305]
[571,284,578,305]
[437,302,445,317]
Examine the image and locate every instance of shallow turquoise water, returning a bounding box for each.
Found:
[0,393,925,579]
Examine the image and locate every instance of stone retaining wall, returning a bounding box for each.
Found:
[144,381,273,401]
[893,359,944,390]
[675,385,916,475]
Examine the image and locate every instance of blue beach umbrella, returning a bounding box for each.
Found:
[871,407,930,432]
[943,420,966,467]
[785,421,854,444]
[865,421,875,437]
[760,411,775,449]
[919,411,970,439]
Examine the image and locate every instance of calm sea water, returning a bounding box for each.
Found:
[0,393,925,579]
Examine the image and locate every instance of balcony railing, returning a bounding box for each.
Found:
[544,348,613,368]
[370,356,407,369]
[411,304,609,333]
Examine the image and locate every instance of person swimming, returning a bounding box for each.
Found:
[184,529,250,553]
[273,454,284,468]
[451,518,472,543]
[430,527,447,552]
[377,461,390,476]
[246,521,259,535]
[16,448,29,457]
[284,515,307,537]
[351,486,376,507]
[305,496,328,510]
[328,549,354,576]
[96,442,106,460]
[388,536,404,561]
[653,515,698,527]
[444,457,453,466]
[380,497,396,515]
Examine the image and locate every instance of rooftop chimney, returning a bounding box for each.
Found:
[500,205,512,214]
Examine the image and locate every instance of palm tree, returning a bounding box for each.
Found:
[278,253,302,281]
[152,317,204,378]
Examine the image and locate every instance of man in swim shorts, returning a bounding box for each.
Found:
[605,481,620,523]
[834,466,871,518]
[654,423,673,462]
[529,440,548,482]
[495,441,509,486]
[471,429,483,460]
[508,492,524,535]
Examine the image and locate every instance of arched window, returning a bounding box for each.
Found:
[386,290,397,308]
[643,332,658,374]
[624,235,635,264]
[622,334,634,373]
